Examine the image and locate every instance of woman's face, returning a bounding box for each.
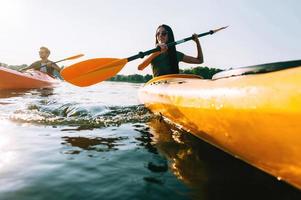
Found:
[156,27,168,44]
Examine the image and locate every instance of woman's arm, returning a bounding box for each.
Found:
[182,34,204,64]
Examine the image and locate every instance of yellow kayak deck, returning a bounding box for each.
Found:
[138,67,301,189]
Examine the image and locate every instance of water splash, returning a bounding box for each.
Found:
[10,102,153,130]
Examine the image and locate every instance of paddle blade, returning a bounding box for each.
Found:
[61,58,128,87]
[212,26,229,34]
[138,51,161,71]
[64,54,84,61]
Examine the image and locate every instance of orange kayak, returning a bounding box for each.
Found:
[139,61,301,190]
[0,67,59,90]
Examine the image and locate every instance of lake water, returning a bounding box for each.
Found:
[0,81,300,200]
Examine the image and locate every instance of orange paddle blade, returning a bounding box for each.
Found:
[138,52,161,71]
[61,58,128,87]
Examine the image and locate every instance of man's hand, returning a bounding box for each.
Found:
[46,62,53,68]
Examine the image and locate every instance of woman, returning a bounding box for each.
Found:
[140,24,204,77]
[22,46,61,78]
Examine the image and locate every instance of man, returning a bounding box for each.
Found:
[22,46,61,77]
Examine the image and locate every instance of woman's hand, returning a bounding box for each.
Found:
[181,33,203,64]
[192,33,200,43]
[157,43,168,53]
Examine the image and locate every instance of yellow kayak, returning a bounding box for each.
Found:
[138,60,301,189]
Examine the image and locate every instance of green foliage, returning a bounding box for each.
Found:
[0,62,27,70]
[180,66,222,79]
[108,66,222,83]
[108,74,152,83]
[1,61,222,83]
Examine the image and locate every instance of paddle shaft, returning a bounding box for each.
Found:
[41,59,69,68]
[127,30,214,62]
[53,59,67,64]
[21,54,84,71]
[41,54,84,68]
[53,54,84,64]
[38,60,64,68]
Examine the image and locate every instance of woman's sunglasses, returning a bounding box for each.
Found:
[156,31,168,37]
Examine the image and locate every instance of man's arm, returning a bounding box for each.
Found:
[48,62,61,72]
[21,61,40,71]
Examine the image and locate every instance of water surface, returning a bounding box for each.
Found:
[0,81,300,200]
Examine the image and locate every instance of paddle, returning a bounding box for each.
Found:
[20,54,84,72]
[138,51,161,71]
[61,26,228,87]
[51,54,84,65]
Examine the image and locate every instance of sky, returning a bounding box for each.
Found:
[0,0,300,74]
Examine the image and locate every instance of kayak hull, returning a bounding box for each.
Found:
[0,67,59,90]
[138,67,301,190]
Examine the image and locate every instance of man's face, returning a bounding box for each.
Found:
[39,49,49,59]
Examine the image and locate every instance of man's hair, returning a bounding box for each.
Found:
[40,46,50,55]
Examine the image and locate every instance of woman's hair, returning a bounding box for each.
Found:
[155,24,179,71]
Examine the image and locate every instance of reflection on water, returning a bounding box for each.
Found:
[140,117,301,200]
[0,121,17,173]
[134,124,158,154]
[61,136,127,153]
[0,88,54,99]
[35,88,55,97]
[0,90,28,99]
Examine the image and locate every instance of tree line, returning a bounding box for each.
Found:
[0,62,27,70]
[1,62,223,82]
[108,66,223,83]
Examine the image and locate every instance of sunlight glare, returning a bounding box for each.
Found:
[0,120,17,171]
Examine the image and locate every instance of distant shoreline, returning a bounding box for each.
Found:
[108,66,222,83]
[0,63,27,71]
[1,63,223,83]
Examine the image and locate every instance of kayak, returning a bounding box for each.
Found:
[0,67,59,90]
[138,60,301,190]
